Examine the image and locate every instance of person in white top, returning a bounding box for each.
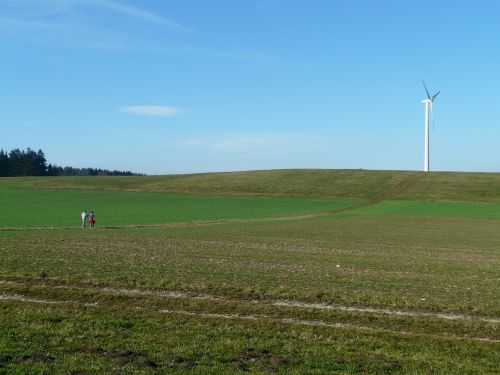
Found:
[81,210,87,228]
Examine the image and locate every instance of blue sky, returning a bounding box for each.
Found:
[1,0,499,174]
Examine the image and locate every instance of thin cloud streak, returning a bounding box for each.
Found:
[212,134,324,153]
[0,0,193,33]
[119,105,182,117]
[0,16,66,31]
[92,0,194,33]
[165,134,325,153]
[0,1,271,61]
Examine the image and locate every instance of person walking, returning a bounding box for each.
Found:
[81,210,87,228]
[89,210,95,228]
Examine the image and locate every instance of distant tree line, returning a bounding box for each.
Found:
[0,148,144,177]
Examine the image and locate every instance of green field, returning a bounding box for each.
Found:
[0,180,356,228]
[0,170,499,374]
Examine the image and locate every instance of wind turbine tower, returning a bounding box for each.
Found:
[421,81,440,172]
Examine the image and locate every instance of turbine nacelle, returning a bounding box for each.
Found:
[422,80,440,102]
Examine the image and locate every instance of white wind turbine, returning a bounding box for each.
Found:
[422,81,440,172]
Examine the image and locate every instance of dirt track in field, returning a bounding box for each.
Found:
[0,214,327,232]
[1,285,498,344]
[1,278,498,327]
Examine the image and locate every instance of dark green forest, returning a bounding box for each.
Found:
[0,148,143,177]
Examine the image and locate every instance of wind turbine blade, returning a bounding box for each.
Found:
[432,91,441,101]
[422,80,431,100]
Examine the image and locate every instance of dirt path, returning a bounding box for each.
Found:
[0,215,322,232]
[160,308,499,344]
[1,279,498,324]
[1,289,497,344]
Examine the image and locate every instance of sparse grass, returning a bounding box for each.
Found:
[1,170,499,373]
[10,168,500,202]
[1,215,499,316]
[7,170,411,199]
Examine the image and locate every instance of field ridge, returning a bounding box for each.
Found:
[9,168,500,202]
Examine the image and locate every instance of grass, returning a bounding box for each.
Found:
[2,215,499,316]
[1,170,499,373]
[3,299,496,374]
[0,180,356,228]
[348,200,500,219]
[12,168,500,202]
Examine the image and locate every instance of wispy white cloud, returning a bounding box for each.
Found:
[0,0,193,33]
[119,105,182,117]
[212,136,277,153]
[0,16,65,31]
[215,134,324,153]
[0,1,271,61]
[167,134,325,153]
[159,138,203,149]
[0,0,270,63]
[90,0,193,33]
[179,138,205,146]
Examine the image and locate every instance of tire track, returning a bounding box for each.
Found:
[160,308,499,344]
[1,279,498,324]
[0,291,497,344]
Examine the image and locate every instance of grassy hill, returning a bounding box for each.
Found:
[10,168,500,202]
[1,169,499,373]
